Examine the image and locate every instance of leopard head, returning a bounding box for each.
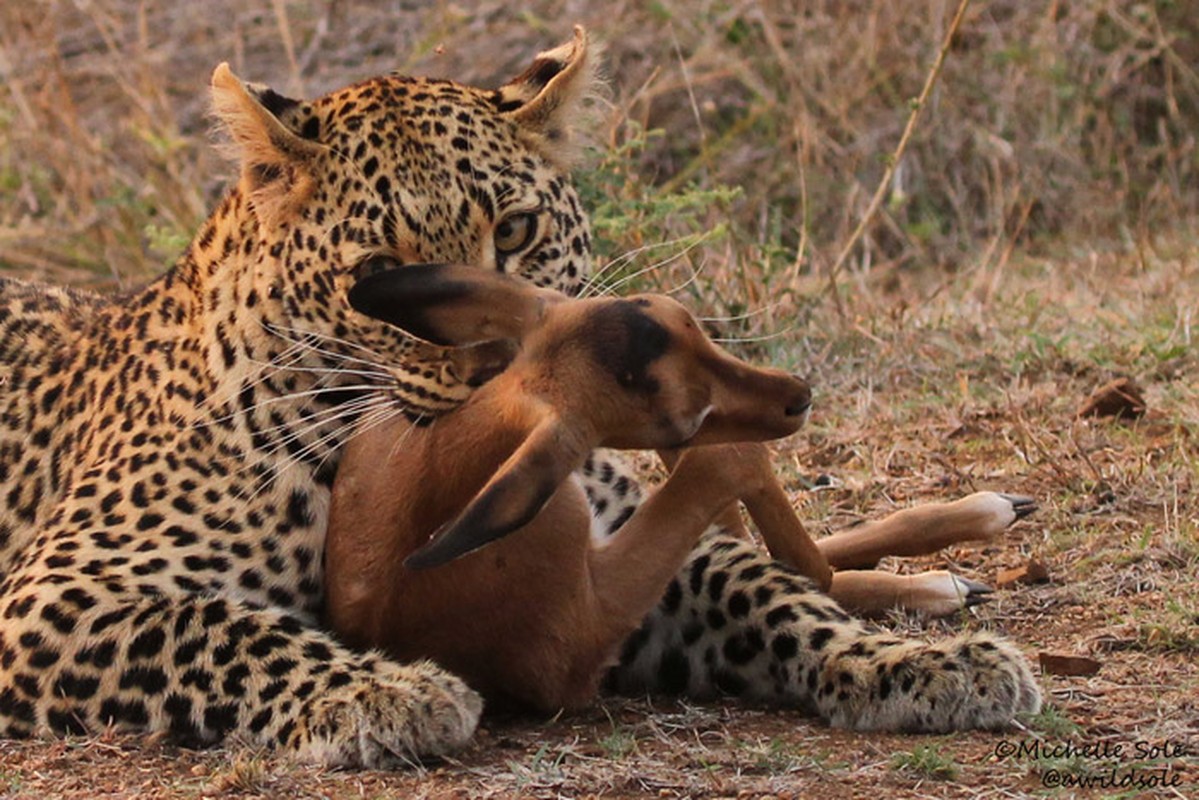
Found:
[207,28,598,416]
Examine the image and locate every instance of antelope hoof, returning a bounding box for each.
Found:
[959,576,995,607]
[998,493,1037,520]
[914,571,995,617]
[957,491,1037,542]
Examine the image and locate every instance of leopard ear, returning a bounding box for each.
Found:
[496,26,600,166]
[211,63,324,225]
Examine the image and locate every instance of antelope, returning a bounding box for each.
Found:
[325,261,1035,712]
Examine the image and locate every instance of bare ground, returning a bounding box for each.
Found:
[1,246,1196,798]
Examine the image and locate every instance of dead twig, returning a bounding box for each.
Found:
[824,0,972,318]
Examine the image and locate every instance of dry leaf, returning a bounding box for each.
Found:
[996,559,1050,587]
[1077,377,1147,420]
[1038,652,1102,676]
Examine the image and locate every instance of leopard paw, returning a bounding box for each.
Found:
[824,631,1041,732]
[291,660,482,768]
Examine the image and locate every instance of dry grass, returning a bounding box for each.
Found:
[2,1,1197,282]
[1,1,1197,797]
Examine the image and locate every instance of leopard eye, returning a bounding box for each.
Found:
[494,212,538,255]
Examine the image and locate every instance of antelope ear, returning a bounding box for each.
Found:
[405,415,589,569]
[211,63,324,225]
[496,26,599,165]
[349,260,564,346]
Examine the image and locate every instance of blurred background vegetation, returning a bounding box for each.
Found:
[0,1,1195,417]
[1,1,1195,295]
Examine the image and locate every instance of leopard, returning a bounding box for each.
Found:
[0,27,1039,768]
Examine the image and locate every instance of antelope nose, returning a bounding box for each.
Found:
[784,376,812,417]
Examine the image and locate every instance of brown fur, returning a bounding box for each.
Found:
[325,263,810,710]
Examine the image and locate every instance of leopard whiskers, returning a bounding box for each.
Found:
[243,351,395,427]
[194,382,391,430]
[386,411,428,461]
[310,401,408,485]
[344,400,409,459]
[246,391,395,453]
[709,324,798,345]
[585,233,713,299]
[261,320,395,372]
[577,242,669,297]
[698,302,784,324]
[195,320,399,430]
[269,352,393,386]
[245,352,394,387]
[584,242,788,346]
[275,398,408,500]
[185,330,334,426]
[660,256,706,298]
[209,396,381,501]
[234,391,387,444]
[261,396,396,476]
[577,235,702,299]
[204,318,412,498]
[234,392,400,502]
[578,239,686,297]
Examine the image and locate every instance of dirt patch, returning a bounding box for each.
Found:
[1,464,1196,800]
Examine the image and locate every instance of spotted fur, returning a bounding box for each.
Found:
[0,29,1037,767]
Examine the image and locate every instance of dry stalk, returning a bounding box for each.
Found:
[790,120,811,284]
[823,0,972,319]
[270,0,303,95]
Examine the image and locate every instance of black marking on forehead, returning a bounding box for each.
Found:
[584,301,670,394]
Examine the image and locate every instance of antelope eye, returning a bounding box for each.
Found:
[494,212,538,255]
